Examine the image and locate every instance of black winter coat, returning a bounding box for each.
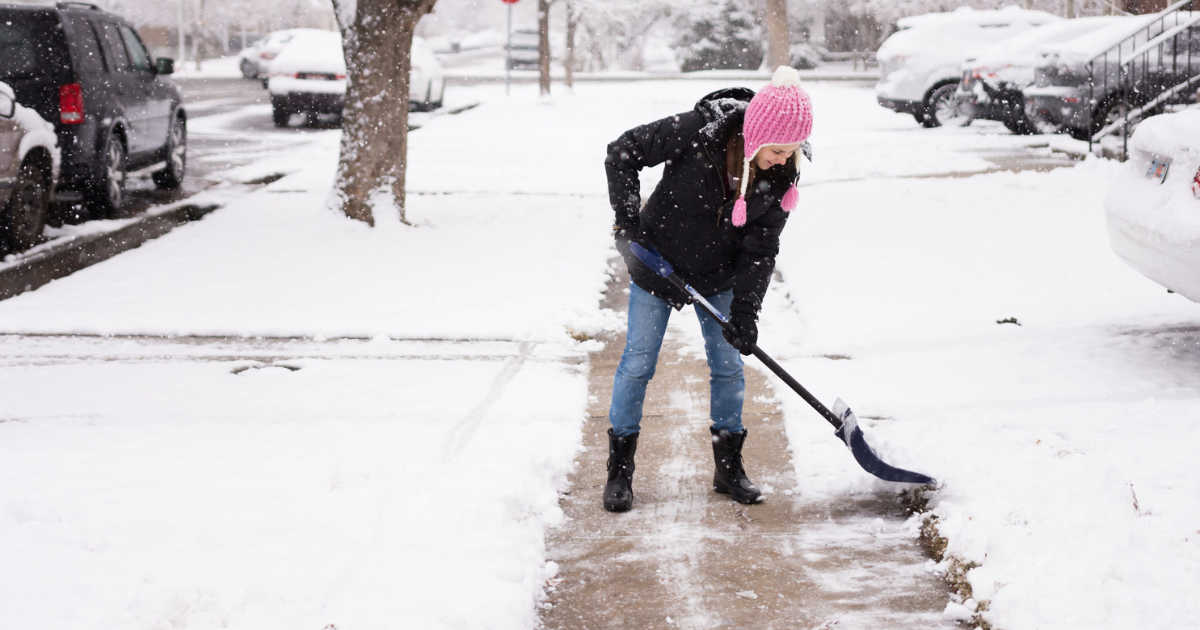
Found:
[605,88,795,316]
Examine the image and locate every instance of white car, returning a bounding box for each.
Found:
[0,81,59,253]
[267,32,446,127]
[956,16,1125,133]
[241,28,332,81]
[1106,110,1200,301]
[875,7,1060,127]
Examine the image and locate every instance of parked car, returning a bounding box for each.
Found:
[875,7,1060,128]
[1105,110,1200,301]
[0,3,185,216]
[507,29,539,70]
[956,16,1123,134]
[267,32,445,127]
[1025,12,1195,140]
[0,81,58,253]
[239,28,328,81]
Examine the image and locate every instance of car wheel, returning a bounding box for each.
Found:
[88,132,126,217]
[431,81,444,110]
[240,58,258,79]
[153,115,187,190]
[912,111,927,126]
[272,103,291,127]
[1003,114,1036,135]
[0,162,47,254]
[926,84,967,128]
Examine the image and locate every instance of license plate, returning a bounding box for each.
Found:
[1146,159,1170,184]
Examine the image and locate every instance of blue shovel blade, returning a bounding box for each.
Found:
[832,399,936,485]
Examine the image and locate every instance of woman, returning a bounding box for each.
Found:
[602,66,813,512]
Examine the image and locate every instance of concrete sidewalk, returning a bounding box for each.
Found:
[540,269,956,630]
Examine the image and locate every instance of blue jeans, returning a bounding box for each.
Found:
[609,282,745,437]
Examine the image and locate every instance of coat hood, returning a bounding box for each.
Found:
[694,87,754,141]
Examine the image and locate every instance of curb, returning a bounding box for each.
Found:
[0,203,220,301]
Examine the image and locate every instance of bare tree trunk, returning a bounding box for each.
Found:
[565,0,577,88]
[1024,0,1033,9]
[331,0,437,225]
[538,0,551,95]
[1065,0,1075,18]
[765,0,789,71]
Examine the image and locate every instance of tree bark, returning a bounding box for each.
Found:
[565,0,577,88]
[1065,0,1075,18]
[765,0,789,72]
[331,0,437,226]
[539,0,551,95]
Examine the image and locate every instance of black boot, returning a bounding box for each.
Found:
[711,428,762,504]
[603,428,639,512]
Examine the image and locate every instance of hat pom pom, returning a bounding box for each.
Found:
[732,197,747,227]
[771,65,802,88]
[781,185,799,212]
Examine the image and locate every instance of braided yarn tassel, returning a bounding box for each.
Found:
[780,185,799,212]
[732,156,751,227]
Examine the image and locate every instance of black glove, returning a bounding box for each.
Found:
[613,222,641,263]
[722,308,757,356]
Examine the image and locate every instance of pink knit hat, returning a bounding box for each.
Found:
[732,66,813,227]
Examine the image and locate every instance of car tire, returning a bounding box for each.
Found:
[912,111,927,126]
[0,162,48,254]
[272,103,291,127]
[153,115,187,190]
[1003,114,1036,135]
[925,83,968,128]
[431,81,444,110]
[88,132,126,217]
[240,58,258,79]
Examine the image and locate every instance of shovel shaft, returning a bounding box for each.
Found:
[661,272,843,431]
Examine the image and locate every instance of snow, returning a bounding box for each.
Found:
[2,76,1200,630]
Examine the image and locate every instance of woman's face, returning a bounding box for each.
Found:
[754,143,802,170]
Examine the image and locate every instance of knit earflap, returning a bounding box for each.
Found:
[780,158,801,212]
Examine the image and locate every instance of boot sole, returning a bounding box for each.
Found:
[713,478,762,505]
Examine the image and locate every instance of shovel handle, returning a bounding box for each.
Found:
[629,242,843,430]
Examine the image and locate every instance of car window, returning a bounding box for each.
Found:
[0,12,65,80]
[68,18,106,73]
[99,22,129,72]
[119,25,151,72]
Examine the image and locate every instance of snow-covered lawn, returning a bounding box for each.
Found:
[1,78,1198,629]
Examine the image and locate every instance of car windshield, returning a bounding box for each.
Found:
[0,12,64,81]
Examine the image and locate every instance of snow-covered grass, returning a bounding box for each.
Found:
[2,77,1199,630]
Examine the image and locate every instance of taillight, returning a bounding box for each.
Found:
[1191,166,1200,200]
[260,50,277,60]
[59,83,84,124]
[335,73,346,80]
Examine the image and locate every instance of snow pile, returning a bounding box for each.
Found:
[763,137,1200,627]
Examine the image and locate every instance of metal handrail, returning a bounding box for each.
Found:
[1092,72,1200,140]
[1087,1,1198,157]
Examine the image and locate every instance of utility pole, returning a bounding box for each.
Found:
[765,0,789,72]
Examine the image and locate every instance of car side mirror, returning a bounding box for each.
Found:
[156,58,175,75]
[0,92,13,119]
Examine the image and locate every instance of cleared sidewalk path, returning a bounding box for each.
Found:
[541,270,958,630]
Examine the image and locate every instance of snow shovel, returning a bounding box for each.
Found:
[630,242,936,486]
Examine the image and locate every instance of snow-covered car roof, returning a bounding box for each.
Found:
[270,30,345,76]
[880,7,1060,59]
[895,6,1060,30]
[1044,12,1171,65]
[966,16,1127,69]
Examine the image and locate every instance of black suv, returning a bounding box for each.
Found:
[0,2,185,216]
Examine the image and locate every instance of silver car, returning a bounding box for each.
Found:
[0,81,58,254]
